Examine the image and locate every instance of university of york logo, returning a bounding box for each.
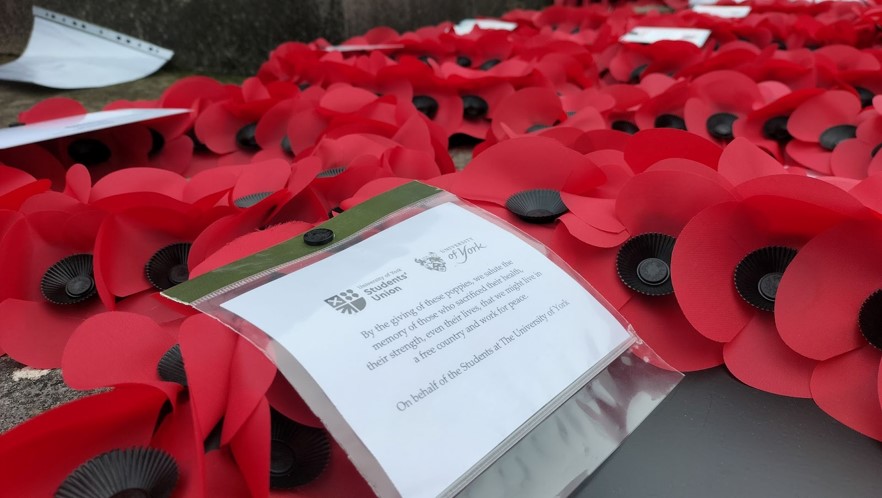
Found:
[415,253,446,272]
[324,289,367,315]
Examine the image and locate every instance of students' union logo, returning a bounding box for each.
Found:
[324,290,367,314]
[415,252,447,272]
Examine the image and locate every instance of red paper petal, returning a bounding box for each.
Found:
[195,103,251,155]
[670,202,761,343]
[559,194,625,233]
[451,136,604,204]
[0,144,67,190]
[221,339,277,444]
[615,169,735,236]
[180,314,238,438]
[230,398,271,498]
[0,385,166,497]
[319,84,379,114]
[718,137,787,184]
[623,129,723,173]
[151,397,206,498]
[830,139,874,179]
[788,90,861,143]
[18,97,86,123]
[62,311,180,399]
[811,346,882,441]
[557,212,629,248]
[265,372,324,428]
[206,448,252,497]
[230,159,293,202]
[91,167,187,203]
[620,296,724,372]
[94,211,190,300]
[0,298,103,368]
[775,219,880,360]
[723,314,815,398]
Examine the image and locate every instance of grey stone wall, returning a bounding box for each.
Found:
[1,0,548,75]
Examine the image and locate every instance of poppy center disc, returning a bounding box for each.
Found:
[858,290,882,350]
[637,258,670,286]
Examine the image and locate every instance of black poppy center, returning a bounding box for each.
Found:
[505,190,568,224]
[858,290,882,350]
[269,410,331,489]
[234,191,272,208]
[856,86,875,108]
[611,120,639,134]
[412,95,439,120]
[316,167,346,178]
[462,95,489,120]
[65,275,95,299]
[733,246,797,312]
[818,124,856,151]
[629,64,648,83]
[479,58,501,71]
[148,128,165,156]
[186,128,208,152]
[654,114,686,130]
[281,135,294,156]
[637,258,670,286]
[56,447,178,498]
[762,115,792,143]
[41,254,97,305]
[110,489,149,498]
[168,264,189,285]
[68,138,111,166]
[145,243,192,291]
[526,123,552,133]
[706,112,737,141]
[616,233,676,296]
[235,122,260,150]
[456,55,472,68]
[157,344,187,387]
[271,441,297,475]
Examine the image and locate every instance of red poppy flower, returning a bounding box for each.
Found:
[732,88,825,162]
[447,136,623,248]
[834,69,882,109]
[550,163,736,371]
[0,385,172,497]
[634,79,693,132]
[0,165,51,209]
[683,70,764,144]
[194,77,300,165]
[830,103,882,179]
[735,46,817,91]
[437,29,515,72]
[717,137,789,186]
[488,87,567,140]
[92,195,226,309]
[775,218,882,440]
[451,79,515,139]
[608,41,705,84]
[671,175,868,397]
[786,90,865,174]
[16,98,173,181]
[380,58,463,136]
[0,143,67,191]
